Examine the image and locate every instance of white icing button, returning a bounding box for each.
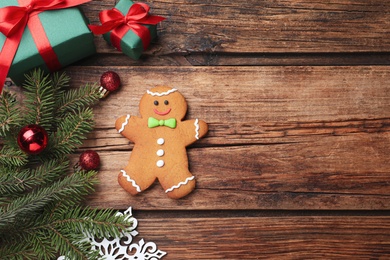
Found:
[156,160,165,167]
[157,138,165,145]
[157,149,164,157]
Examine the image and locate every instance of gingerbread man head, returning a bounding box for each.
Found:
[139,86,187,121]
[116,86,208,199]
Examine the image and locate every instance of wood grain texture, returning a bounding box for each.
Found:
[18,0,390,258]
[133,215,390,259]
[69,66,390,126]
[82,0,390,55]
[79,52,390,67]
[63,66,390,210]
[83,148,390,210]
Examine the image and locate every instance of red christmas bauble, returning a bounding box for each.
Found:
[100,71,121,92]
[79,150,100,170]
[17,124,48,154]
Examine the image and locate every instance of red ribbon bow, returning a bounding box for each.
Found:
[89,3,165,52]
[0,0,91,93]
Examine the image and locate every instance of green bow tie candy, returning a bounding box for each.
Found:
[148,117,177,129]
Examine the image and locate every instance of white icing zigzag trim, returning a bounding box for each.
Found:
[121,170,141,192]
[165,176,195,193]
[194,118,200,140]
[118,114,130,133]
[147,88,177,97]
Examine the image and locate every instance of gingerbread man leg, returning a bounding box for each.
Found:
[118,162,156,196]
[159,167,196,199]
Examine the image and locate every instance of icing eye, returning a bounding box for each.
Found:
[164,100,169,105]
[154,100,159,106]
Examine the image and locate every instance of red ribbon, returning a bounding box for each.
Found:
[0,0,91,93]
[89,3,165,52]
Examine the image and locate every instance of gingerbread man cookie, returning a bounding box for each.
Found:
[115,86,208,199]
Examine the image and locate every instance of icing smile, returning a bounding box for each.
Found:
[153,108,171,116]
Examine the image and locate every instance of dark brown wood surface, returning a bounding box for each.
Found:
[69,0,390,258]
[133,214,390,259]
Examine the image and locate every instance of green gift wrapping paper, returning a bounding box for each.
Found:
[103,0,158,60]
[0,0,95,85]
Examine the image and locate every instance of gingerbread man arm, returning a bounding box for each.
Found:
[115,114,143,142]
[179,118,208,146]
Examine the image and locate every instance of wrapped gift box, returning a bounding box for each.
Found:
[102,0,163,60]
[0,0,95,85]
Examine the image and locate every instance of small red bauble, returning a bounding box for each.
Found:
[79,150,100,170]
[17,124,48,154]
[100,71,121,92]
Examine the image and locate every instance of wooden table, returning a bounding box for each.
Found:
[73,0,390,258]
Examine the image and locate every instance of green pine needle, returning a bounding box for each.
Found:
[0,240,38,260]
[56,83,101,116]
[48,108,94,158]
[22,69,55,130]
[1,205,132,260]
[0,92,21,137]
[0,146,28,167]
[52,206,130,238]
[0,170,98,230]
[0,69,134,259]
[52,70,70,96]
[0,157,69,197]
[45,206,130,259]
[0,167,31,196]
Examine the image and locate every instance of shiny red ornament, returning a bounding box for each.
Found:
[79,150,100,170]
[100,71,121,92]
[17,124,48,154]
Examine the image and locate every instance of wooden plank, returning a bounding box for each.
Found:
[80,52,390,67]
[69,66,390,127]
[63,66,390,210]
[83,137,390,210]
[82,0,390,54]
[132,215,390,259]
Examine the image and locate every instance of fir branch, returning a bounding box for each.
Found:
[52,71,70,93]
[0,170,98,231]
[56,83,101,116]
[0,92,21,137]
[0,240,37,260]
[47,225,93,260]
[28,234,57,260]
[0,70,124,259]
[22,69,55,130]
[0,230,57,260]
[48,209,129,260]
[52,206,131,238]
[52,71,70,110]
[2,206,132,260]
[45,206,131,259]
[0,168,30,196]
[0,157,69,197]
[48,108,94,158]
[0,145,28,167]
